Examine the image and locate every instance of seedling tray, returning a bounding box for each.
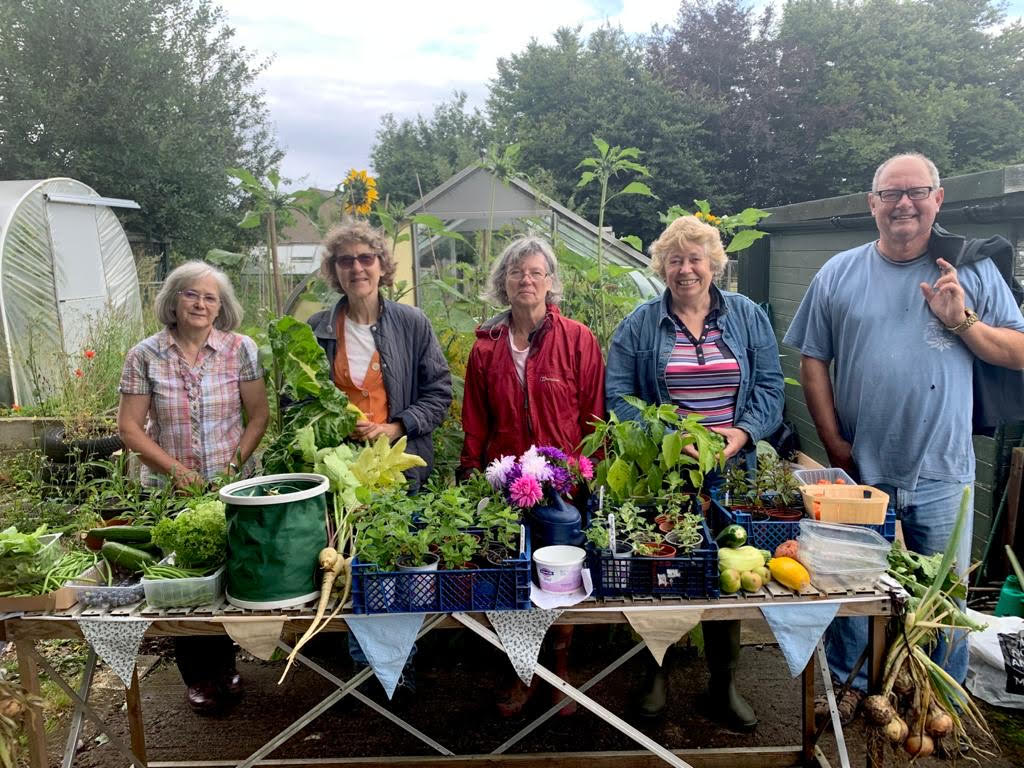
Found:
[586,518,719,599]
[351,529,531,614]
[712,500,895,553]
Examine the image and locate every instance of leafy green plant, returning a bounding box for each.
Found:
[659,200,771,254]
[262,315,358,472]
[581,395,725,503]
[576,136,655,344]
[722,447,801,509]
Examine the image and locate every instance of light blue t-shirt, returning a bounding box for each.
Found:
[784,242,1024,489]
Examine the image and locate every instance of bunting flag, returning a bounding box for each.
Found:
[626,609,704,665]
[486,608,562,685]
[761,602,840,677]
[344,613,424,699]
[219,619,286,661]
[77,619,152,688]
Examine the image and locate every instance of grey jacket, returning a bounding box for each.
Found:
[308,296,452,489]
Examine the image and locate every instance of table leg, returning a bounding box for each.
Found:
[15,638,47,768]
[866,615,887,768]
[126,667,148,763]
[802,653,815,766]
[62,649,97,768]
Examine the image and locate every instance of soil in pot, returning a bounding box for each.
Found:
[765,508,803,522]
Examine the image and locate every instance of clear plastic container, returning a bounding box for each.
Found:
[804,561,887,591]
[143,557,225,608]
[792,468,856,486]
[67,561,145,608]
[798,519,890,565]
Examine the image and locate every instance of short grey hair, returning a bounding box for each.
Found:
[872,152,941,192]
[483,236,563,306]
[154,261,243,331]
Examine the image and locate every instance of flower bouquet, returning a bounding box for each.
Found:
[485,446,593,550]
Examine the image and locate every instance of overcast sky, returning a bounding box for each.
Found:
[218,0,1024,191]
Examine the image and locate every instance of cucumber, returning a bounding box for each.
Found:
[715,524,748,549]
[101,541,157,573]
[87,526,153,545]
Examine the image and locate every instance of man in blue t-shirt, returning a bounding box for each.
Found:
[784,152,1024,720]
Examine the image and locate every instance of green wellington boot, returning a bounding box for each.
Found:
[636,650,669,718]
[703,620,758,731]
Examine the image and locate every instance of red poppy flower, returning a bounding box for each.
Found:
[84,349,96,359]
[74,368,84,378]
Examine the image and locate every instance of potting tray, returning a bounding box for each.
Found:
[351,529,531,614]
[585,518,719,599]
[711,500,895,553]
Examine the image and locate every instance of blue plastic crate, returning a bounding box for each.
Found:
[711,501,896,553]
[351,530,531,614]
[586,518,719,599]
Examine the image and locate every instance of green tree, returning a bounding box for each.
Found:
[0,0,281,258]
[370,91,490,205]
[487,25,714,246]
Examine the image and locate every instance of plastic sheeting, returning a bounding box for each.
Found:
[0,178,142,405]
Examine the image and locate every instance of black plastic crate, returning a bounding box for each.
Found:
[711,500,896,553]
[351,533,531,614]
[586,518,719,599]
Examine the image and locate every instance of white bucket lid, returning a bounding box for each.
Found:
[219,473,329,506]
[533,545,586,567]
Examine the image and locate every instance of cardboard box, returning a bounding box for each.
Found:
[0,564,102,612]
[789,451,825,470]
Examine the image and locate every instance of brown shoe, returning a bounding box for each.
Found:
[186,682,222,714]
[496,678,539,718]
[221,671,243,699]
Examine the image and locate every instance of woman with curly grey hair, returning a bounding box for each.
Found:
[117,260,269,714]
[308,219,451,488]
[460,235,605,717]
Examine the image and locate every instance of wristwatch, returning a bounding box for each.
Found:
[945,308,979,334]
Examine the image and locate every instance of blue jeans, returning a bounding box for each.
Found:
[825,479,972,691]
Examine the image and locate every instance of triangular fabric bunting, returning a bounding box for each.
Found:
[761,602,840,677]
[486,608,562,685]
[626,609,704,665]
[78,619,152,687]
[344,614,424,699]
[219,619,286,661]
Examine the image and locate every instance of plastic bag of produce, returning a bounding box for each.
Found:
[966,608,1024,709]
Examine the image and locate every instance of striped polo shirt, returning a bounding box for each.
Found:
[664,302,740,427]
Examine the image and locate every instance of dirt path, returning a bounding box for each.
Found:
[37,625,1023,767]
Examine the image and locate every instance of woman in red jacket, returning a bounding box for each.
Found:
[460,235,604,717]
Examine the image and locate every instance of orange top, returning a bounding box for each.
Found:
[333,312,389,422]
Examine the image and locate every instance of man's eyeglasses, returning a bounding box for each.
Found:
[508,269,549,282]
[873,186,935,203]
[178,289,220,306]
[336,253,378,269]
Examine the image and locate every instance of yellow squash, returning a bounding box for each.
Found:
[769,556,811,591]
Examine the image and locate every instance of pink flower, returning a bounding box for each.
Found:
[518,449,553,482]
[576,455,594,481]
[508,474,543,508]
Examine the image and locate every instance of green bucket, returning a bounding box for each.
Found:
[219,473,329,609]
[995,574,1024,618]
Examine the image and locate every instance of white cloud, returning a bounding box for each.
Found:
[218,0,680,188]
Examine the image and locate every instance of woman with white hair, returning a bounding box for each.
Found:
[460,235,605,717]
[118,260,269,713]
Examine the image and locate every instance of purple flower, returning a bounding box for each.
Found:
[537,445,568,463]
[485,455,515,489]
[550,466,573,494]
[519,449,553,482]
[509,474,544,508]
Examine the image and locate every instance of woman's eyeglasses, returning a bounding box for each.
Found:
[178,289,220,306]
[336,253,378,269]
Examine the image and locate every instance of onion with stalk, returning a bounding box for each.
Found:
[873,487,996,760]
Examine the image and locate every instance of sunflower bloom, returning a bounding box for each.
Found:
[343,169,379,216]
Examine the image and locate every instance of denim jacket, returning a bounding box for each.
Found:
[605,287,784,444]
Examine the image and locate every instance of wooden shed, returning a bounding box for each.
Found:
[740,165,1024,571]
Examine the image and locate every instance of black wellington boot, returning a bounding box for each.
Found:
[636,649,669,718]
[703,620,757,731]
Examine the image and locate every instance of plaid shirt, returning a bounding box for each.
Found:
[119,328,263,484]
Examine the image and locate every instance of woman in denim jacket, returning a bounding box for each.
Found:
[605,215,784,729]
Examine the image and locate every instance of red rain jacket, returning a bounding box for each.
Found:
[459,305,605,472]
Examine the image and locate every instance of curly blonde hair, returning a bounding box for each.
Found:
[649,215,728,279]
[320,220,397,294]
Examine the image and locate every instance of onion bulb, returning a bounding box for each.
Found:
[864,694,895,726]
[883,715,908,744]
[904,733,934,757]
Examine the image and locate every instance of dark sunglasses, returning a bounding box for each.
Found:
[336,253,378,269]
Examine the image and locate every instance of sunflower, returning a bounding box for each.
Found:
[343,169,379,216]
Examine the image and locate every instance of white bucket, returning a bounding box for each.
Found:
[533,545,586,594]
